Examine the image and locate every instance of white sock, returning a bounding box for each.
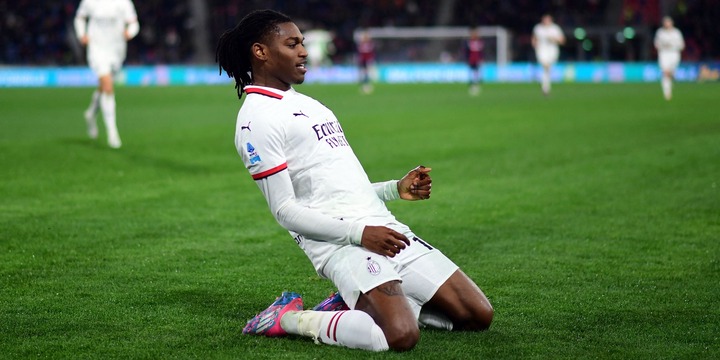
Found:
[100,93,121,148]
[281,310,389,351]
[662,76,672,100]
[418,308,454,331]
[84,90,101,139]
[541,69,551,94]
[86,90,101,117]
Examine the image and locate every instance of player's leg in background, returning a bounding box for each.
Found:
[84,86,101,139]
[469,64,481,96]
[423,269,493,331]
[661,69,673,100]
[360,63,373,94]
[98,73,121,148]
[541,63,552,95]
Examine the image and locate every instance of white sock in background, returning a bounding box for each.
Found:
[281,310,389,351]
[100,93,121,148]
[542,69,551,95]
[84,90,101,139]
[661,76,672,100]
[86,90,101,117]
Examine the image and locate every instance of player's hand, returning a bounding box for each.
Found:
[80,35,89,46]
[360,226,410,257]
[398,165,432,200]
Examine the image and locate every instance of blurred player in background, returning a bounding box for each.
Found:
[532,14,565,96]
[74,0,139,149]
[357,30,375,94]
[303,25,335,68]
[465,28,484,96]
[654,16,685,101]
[217,9,493,352]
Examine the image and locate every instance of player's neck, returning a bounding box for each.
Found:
[251,74,291,92]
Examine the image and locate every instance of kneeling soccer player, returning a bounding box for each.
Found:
[217,9,494,352]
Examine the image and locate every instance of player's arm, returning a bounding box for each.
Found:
[256,172,363,245]
[654,31,671,51]
[372,165,432,201]
[653,32,661,50]
[372,180,400,201]
[124,2,140,40]
[125,20,140,40]
[74,17,88,45]
[678,32,685,51]
[73,1,89,46]
[257,172,409,257]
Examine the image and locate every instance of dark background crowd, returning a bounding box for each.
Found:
[1,0,718,66]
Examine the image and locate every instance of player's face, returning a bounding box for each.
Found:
[663,18,673,29]
[263,22,308,89]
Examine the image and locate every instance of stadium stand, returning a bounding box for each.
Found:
[1,0,717,65]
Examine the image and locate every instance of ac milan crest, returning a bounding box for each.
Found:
[366,257,381,275]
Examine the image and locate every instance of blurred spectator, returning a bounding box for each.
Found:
[1,0,718,66]
[303,25,335,68]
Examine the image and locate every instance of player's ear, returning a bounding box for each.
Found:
[252,43,269,61]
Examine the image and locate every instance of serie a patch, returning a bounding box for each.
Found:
[246,142,262,164]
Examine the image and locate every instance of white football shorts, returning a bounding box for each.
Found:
[321,229,459,319]
[658,52,681,72]
[87,46,125,77]
[536,47,559,67]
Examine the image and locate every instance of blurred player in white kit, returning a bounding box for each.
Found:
[303,27,335,68]
[654,16,684,101]
[74,0,139,148]
[532,14,565,96]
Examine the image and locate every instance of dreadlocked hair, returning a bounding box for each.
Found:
[216,9,292,99]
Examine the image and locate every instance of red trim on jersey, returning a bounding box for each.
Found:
[245,87,284,99]
[251,163,288,180]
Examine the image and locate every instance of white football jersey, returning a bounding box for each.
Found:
[654,27,684,55]
[533,23,563,53]
[75,0,137,51]
[235,86,406,270]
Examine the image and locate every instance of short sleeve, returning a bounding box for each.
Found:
[124,0,138,22]
[76,0,89,17]
[237,110,289,180]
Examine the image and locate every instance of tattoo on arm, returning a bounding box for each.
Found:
[376,281,404,297]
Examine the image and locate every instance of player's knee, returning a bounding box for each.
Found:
[455,303,494,331]
[473,305,494,331]
[384,324,420,352]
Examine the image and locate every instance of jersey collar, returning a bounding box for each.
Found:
[244,85,287,100]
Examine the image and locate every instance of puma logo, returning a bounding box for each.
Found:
[293,110,308,118]
[240,122,251,131]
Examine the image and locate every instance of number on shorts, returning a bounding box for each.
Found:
[412,236,433,250]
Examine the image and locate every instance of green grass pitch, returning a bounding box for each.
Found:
[1,82,718,359]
